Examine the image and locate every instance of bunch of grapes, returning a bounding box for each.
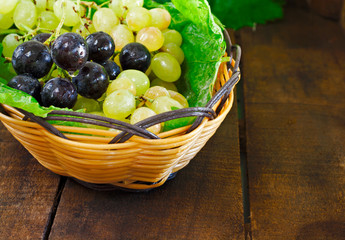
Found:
[1,0,188,134]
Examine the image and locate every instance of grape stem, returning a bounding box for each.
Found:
[76,0,93,35]
[99,1,111,8]
[4,57,12,63]
[57,68,72,80]
[55,1,66,37]
[112,51,121,60]
[0,29,26,36]
[42,63,57,83]
[136,96,153,108]
[43,0,67,47]
[19,20,43,41]
[80,1,99,10]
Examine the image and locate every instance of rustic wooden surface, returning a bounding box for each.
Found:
[237,5,345,240]
[48,104,244,240]
[0,123,61,239]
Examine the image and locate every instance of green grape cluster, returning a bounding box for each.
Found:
[1,0,189,134]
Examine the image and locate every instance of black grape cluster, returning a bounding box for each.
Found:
[8,31,151,109]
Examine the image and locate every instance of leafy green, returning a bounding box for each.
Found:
[145,0,226,108]
[207,0,285,30]
[163,106,195,131]
[0,82,77,118]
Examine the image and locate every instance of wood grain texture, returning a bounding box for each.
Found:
[308,0,343,20]
[48,105,244,240]
[0,122,61,239]
[237,6,345,239]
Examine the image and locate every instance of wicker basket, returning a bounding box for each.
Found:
[0,32,241,191]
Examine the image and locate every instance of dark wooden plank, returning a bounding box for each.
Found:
[49,105,244,239]
[238,5,345,239]
[0,122,61,239]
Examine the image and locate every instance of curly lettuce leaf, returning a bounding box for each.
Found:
[0,82,78,118]
[162,106,195,131]
[144,0,226,107]
[208,0,285,30]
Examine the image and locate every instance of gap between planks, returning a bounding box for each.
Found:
[229,28,253,240]
[42,176,67,240]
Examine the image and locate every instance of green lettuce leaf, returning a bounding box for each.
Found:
[144,0,226,107]
[163,106,196,132]
[0,82,76,118]
[208,0,285,30]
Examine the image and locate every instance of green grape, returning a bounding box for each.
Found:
[60,28,70,34]
[53,0,80,27]
[106,77,136,96]
[144,86,170,107]
[97,92,107,102]
[13,1,37,30]
[110,24,134,52]
[89,111,105,117]
[122,0,144,10]
[136,27,164,52]
[72,20,96,37]
[151,52,181,82]
[46,0,55,11]
[103,89,136,121]
[109,0,125,18]
[150,96,183,114]
[162,29,183,46]
[38,11,59,30]
[168,90,189,108]
[117,70,150,96]
[130,107,161,134]
[73,95,101,113]
[2,34,23,58]
[93,8,119,34]
[0,0,18,14]
[149,8,171,30]
[126,7,151,32]
[150,78,178,92]
[160,42,184,64]
[35,0,47,13]
[0,10,14,30]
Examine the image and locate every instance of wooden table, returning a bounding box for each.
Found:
[1,4,345,240]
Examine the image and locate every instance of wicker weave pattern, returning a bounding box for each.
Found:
[0,53,239,190]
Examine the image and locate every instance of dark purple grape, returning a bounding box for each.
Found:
[86,31,115,63]
[51,33,88,72]
[32,33,51,43]
[100,60,120,80]
[119,42,151,73]
[12,40,53,79]
[72,62,109,99]
[8,75,41,101]
[41,78,78,108]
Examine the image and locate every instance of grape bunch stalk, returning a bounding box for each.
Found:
[1,0,189,134]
